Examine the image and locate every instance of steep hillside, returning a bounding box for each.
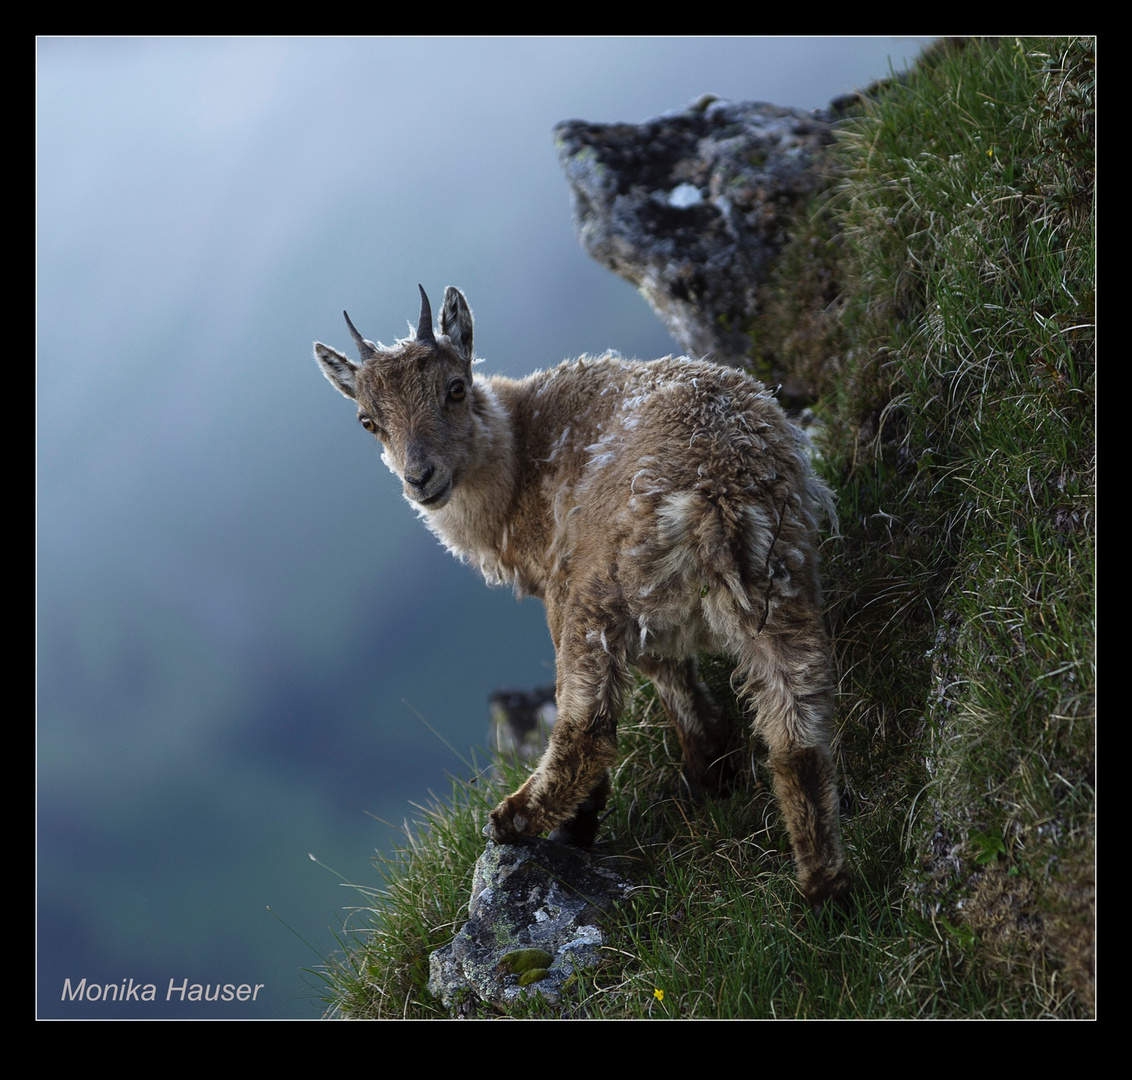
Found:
[319,37,1095,1019]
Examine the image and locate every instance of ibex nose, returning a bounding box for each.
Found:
[405,465,435,493]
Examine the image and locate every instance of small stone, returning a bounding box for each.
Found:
[428,838,633,1013]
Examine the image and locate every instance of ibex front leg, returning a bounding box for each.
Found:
[488,620,627,848]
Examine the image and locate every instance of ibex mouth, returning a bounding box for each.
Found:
[412,480,453,510]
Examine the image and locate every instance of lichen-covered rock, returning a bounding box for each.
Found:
[555,97,840,368]
[427,838,633,1014]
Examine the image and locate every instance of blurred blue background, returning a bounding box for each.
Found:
[37,36,927,1018]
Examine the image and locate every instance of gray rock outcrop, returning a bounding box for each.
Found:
[554,96,842,368]
[428,838,633,1015]
[488,685,556,766]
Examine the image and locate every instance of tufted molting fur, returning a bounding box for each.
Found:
[314,285,849,905]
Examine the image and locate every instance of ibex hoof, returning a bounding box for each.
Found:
[487,800,537,843]
[802,866,852,910]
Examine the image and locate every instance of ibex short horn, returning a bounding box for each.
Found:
[415,283,435,346]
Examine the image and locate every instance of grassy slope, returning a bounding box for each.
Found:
[317,38,1094,1019]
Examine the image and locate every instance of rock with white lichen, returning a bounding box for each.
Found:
[428,838,633,1015]
[555,96,852,370]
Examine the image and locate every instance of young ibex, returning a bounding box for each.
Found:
[315,286,849,904]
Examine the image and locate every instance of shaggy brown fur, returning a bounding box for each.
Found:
[315,286,849,905]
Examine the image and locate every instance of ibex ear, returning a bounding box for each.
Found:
[314,342,359,400]
[440,286,474,365]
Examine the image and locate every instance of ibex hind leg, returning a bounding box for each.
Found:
[768,742,849,906]
[739,638,850,907]
[636,656,739,797]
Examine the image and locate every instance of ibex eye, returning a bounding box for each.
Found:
[447,379,466,403]
[359,415,378,434]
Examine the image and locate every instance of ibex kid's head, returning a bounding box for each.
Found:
[314,285,477,511]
